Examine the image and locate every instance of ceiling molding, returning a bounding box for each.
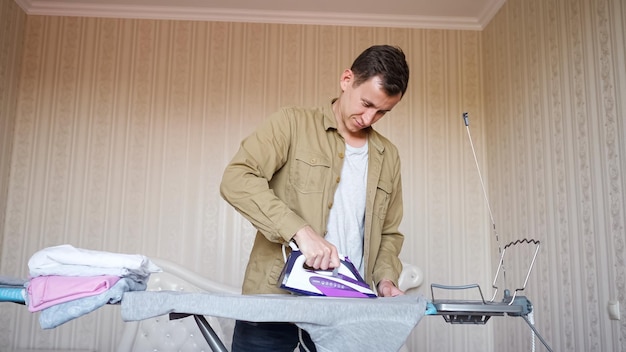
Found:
[15,0,502,30]
[477,0,506,29]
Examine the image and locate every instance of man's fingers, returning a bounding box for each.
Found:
[292,226,339,270]
[304,247,338,270]
[329,247,341,268]
[377,280,405,297]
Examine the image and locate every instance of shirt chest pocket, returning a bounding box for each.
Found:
[291,151,331,194]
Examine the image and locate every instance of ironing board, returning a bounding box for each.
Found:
[0,277,27,305]
[2,251,425,352]
[429,239,553,352]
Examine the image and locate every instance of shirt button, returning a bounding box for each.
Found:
[328,202,333,209]
[338,153,344,159]
[336,177,340,183]
[311,158,317,164]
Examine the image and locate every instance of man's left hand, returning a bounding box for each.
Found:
[377,279,404,297]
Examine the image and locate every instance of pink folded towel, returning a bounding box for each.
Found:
[27,275,120,312]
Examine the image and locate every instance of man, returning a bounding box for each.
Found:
[220,44,409,351]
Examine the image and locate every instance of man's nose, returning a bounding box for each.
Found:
[362,109,377,124]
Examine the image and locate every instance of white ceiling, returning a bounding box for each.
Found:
[15,0,506,30]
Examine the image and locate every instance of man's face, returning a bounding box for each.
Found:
[337,70,402,134]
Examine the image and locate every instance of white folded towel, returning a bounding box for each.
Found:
[28,244,161,280]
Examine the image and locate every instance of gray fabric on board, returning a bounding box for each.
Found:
[121,291,426,352]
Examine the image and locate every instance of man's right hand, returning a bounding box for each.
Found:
[292,226,340,270]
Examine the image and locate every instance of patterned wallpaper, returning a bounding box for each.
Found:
[484,0,625,351]
[0,0,624,351]
[0,14,490,351]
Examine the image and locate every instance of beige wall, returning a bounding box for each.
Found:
[483,0,626,351]
[1,0,624,351]
[0,14,490,351]
[0,0,25,263]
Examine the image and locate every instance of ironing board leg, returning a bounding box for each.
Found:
[193,314,229,352]
[521,315,553,352]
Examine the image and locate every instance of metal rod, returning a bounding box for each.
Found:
[463,112,506,290]
[193,314,228,352]
[521,315,554,352]
[463,112,497,232]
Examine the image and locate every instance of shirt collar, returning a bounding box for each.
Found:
[323,98,339,131]
[323,98,384,153]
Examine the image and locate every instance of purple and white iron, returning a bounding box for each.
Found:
[278,242,377,298]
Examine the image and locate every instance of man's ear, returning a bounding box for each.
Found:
[339,69,353,91]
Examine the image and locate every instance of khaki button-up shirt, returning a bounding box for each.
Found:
[220,102,404,294]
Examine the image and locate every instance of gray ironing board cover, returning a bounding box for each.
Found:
[121,291,427,352]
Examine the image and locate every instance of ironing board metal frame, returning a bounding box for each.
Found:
[170,313,228,352]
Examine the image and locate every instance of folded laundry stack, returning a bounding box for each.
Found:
[25,244,161,329]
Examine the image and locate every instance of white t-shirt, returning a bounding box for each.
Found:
[325,141,368,277]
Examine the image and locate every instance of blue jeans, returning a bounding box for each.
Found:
[231,320,317,352]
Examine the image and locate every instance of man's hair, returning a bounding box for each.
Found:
[350,45,410,97]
